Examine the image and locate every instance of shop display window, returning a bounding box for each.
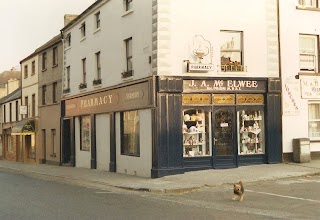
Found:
[182,109,211,157]
[238,109,265,155]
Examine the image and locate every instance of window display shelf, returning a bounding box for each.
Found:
[182,109,211,157]
[238,110,265,155]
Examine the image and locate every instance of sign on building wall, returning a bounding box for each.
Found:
[300,77,320,99]
[283,77,301,116]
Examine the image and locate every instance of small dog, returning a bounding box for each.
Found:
[232,181,244,202]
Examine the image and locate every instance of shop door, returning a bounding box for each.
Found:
[213,107,237,168]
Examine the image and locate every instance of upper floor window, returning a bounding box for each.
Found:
[80,58,87,89]
[24,65,28,78]
[3,105,6,123]
[122,37,133,78]
[298,0,318,8]
[53,82,57,103]
[125,0,133,11]
[32,94,35,117]
[220,30,244,72]
[66,66,70,89]
[80,22,86,38]
[96,51,101,80]
[32,61,35,75]
[308,102,320,140]
[15,100,18,121]
[95,11,100,29]
[53,47,58,66]
[299,35,318,72]
[42,52,47,70]
[66,33,71,47]
[42,85,46,105]
[9,103,12,122]
[24,96,28,119]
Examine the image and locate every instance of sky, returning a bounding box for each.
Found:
[0,0,95,72]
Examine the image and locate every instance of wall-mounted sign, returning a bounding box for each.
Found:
[186,35,213,73]
[19,105,27,115]
[300,77,320,99]
[183,79,266,92]
[283,77,300,116]
[182,94,211,105]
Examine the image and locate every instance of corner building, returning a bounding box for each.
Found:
[61,0,281,178]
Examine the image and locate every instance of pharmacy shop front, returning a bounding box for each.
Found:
[153,77,282,177]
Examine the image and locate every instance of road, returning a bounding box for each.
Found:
[1,171,319,220]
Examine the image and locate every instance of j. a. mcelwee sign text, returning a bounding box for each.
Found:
[183,79,266,92]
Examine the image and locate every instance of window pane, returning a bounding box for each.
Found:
[80,116,91,151]
[183,109,211,157]
[239,109,265,155]
[121,111,140,156]
[221,52,242,64]
[221,32,241,51]
[300,36,315,54]
[308,103,320,138]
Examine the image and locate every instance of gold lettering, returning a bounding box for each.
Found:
[81,100,84,108]
[103,96,108,104]
[108,95,112,103]
[99,97,103,105]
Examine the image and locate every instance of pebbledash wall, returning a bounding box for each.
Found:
[61,0,281,178]
[280,0,320,161]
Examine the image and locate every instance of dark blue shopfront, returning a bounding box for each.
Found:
[151,76,282,178]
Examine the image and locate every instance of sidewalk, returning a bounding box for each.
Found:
[1,159,320,193]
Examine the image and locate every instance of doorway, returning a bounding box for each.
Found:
[62,119,71,164]
[213,107,237,168]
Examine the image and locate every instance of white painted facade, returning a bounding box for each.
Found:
[96,113,110,171]
[2,97,22,123]
[154,0,279,78]
[280,0,320,154]
[62,0,153,98]
[75,116,91,168]
[21,56,39,118]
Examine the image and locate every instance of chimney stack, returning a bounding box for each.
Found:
[64,14,78,26]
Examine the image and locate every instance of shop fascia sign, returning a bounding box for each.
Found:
[186,35,214,72]
[300,77,320,99]
[184,79,265,92]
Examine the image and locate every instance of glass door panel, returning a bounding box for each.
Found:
[214,109,234,156]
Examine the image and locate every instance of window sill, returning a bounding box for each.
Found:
[93,28,101,34]
[65,46,71,51]
[122,9,134,17]
[80,37,86,42]
[296,5,320,11]
[41,68,47,72]
[52,64,58,68]
[297,72,320,76]
[63,88,70,94]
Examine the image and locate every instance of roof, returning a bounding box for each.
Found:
[35,34,62,54]
[61,0,103,32]
[0,88,21,104]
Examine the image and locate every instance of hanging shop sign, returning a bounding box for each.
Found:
[300,77,320,99]
[183,79,266,92]
[186,35,214,73]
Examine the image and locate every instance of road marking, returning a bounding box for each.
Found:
[246,189,320,203]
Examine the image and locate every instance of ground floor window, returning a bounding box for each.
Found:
[121,110,140,157]
[80,116,91,151]
[238,109,265,155]
[182,109,211,157]
[7,135,13,153]
[308,102,320,140]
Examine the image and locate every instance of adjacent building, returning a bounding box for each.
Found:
[18,52,39,163]
[0,88,22,161]
[60,0,281,178]
[37,34,63,165]
[280,0,320,161]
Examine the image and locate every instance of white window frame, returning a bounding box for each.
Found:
[80,22,86,38]
[298,0,318,8]
[299,34,318,72]
[95,11,100,29]
[308,101,320,140]
[96,51,101,79]
[125,0,133,11]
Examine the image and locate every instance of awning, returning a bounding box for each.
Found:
[11,120,35,135]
